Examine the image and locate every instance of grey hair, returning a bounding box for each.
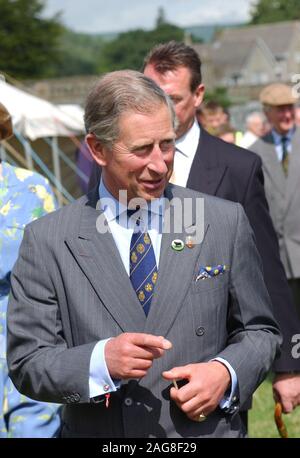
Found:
[84,70,177,146]
[246,111,266,126]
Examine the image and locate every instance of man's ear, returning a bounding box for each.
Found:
[85,133,109,167]
[194,83,205,108]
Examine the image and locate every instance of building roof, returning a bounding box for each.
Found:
[194,38,273,79]
[218,21,300,59]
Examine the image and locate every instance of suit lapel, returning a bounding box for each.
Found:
[65,190,146,332]
[144,186,209,337]
[258,133,286,196]
[285,129,300,211]
[187,128,228,196]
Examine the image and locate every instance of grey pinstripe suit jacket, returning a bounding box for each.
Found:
[7,185,281,438]
[251,128,300,279]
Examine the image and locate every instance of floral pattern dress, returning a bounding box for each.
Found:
[0,162,61,437]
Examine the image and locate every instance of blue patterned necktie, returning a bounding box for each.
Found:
[129,211,158,316]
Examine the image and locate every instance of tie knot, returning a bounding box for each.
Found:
[127,206,141,227]
[127,208,139,219]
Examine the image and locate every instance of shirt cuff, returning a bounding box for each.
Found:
[212,357,239,410]
[89,338,121,398]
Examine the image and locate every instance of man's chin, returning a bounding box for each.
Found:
[135,187,165,202]
[279,123,294,132]
[143,190,165,201]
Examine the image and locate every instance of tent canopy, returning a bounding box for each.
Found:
[0,80,84,140]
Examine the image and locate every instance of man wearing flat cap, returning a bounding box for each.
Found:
[252,83,300,413]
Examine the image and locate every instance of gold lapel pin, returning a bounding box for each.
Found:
[185,236,195,249]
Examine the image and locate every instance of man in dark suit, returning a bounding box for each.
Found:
[88,42,300,421]
[7,70,281,438]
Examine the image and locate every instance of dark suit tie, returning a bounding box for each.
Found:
[281,136,289,176]
[129,211,158,316]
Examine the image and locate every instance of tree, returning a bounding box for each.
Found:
[51,30,105,76]
[156,7,167,27]
[97,23,184,73]
[204,87,231,109]
[0,0,63,79]
[250,0,300,24]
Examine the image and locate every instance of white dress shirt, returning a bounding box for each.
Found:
[239,131,259,149]
[89,180,164,398]
[171,118,200,186]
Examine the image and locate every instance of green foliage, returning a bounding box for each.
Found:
[189,34,204,44]
[0,0,63,79]
[52,29,105,76]
[250,0,300,24]
[204,87,231,109]
[97,23,184,73]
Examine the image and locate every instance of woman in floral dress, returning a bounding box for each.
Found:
[0,103,61,437]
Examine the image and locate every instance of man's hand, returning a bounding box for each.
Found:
[273,373,300,413]
[105,333,172,379]
[162,361,231,422]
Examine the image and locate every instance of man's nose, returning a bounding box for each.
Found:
[148,145,170,174]
[283,107,294,117]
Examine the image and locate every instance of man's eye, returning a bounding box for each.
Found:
[133,145,151,155]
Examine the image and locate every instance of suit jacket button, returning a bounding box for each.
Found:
[196,326,205,336]
[124,397,133,407]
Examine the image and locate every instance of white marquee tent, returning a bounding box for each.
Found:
[0,79,86,204]
[0,80,84,141]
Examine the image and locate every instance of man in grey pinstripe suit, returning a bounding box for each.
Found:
[7,70,281,438]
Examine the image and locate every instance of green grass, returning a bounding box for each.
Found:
[249,375,300,438]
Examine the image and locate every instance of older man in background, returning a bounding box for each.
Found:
[251,83,300,414]
[240,111,267,149]
[252,84,300,320]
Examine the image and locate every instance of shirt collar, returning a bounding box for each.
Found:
[271,126,295,145]
[98,178,165,223]
[175,118,200,157]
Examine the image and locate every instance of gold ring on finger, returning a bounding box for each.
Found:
[198,412,207,422]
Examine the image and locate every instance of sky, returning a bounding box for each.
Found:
[42,0,254,34]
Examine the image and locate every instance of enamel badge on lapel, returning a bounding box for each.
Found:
[171,239,184,251]
[185,236,195,249]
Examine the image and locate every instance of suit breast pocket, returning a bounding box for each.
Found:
[189,274,229,354]
[191,271,229,293]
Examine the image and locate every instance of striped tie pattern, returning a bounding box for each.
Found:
[129,216,158,316]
